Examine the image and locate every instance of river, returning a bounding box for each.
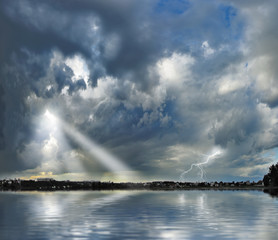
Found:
[0,190,277,239]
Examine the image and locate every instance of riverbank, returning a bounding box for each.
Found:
[1,178,274,191]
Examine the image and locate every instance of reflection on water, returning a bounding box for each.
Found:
[264,188,278,197]
[0,190,278,239]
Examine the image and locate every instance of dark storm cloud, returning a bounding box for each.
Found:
[2,0,243,89]
[1,0,278,181]
[0,2,83,62]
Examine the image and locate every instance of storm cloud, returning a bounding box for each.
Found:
[1,0,278,181]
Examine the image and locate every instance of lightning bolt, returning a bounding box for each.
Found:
[180,150,222,182]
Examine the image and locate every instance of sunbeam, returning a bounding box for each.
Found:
[44,110,137,180]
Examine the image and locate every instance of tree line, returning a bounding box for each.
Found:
[263,163,278,187]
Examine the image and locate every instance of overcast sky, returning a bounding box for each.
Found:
[1,0,278,182]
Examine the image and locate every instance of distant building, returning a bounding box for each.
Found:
[36,178,54,182]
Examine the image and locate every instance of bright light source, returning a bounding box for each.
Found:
[44,109,57,123]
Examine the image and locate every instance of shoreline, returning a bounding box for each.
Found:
[0,187,270,191]
[1,179,277,192]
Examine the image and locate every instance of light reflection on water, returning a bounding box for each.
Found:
[0,190,278,239]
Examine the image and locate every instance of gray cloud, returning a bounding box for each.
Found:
[1,0,278,181]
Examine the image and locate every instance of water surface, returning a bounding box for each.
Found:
[0,190,277,239]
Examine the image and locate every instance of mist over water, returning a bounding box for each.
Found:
[0,191,278,239]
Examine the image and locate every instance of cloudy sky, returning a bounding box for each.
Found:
[1,0,278,182]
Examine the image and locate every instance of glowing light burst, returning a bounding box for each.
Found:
[43,109,60,133]
[44,110,57,122]
[180,150,222,182]
[44,109,135,178]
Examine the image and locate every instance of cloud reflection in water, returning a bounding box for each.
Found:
[0,191,278,239]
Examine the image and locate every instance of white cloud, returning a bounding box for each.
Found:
[65,55,90,86]
[201,41,215,58]
[217,65,250,95]
[156,52,195,87]
[42,134,59,159]
[80,76,118,100]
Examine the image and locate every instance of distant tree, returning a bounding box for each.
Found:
[263,163,278,187]
[263,174,270,187]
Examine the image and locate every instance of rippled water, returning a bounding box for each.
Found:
[0,190,278,239]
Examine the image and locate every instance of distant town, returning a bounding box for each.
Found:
[0,178,267,191]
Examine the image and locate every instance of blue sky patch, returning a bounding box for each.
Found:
[154,0,191,15]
